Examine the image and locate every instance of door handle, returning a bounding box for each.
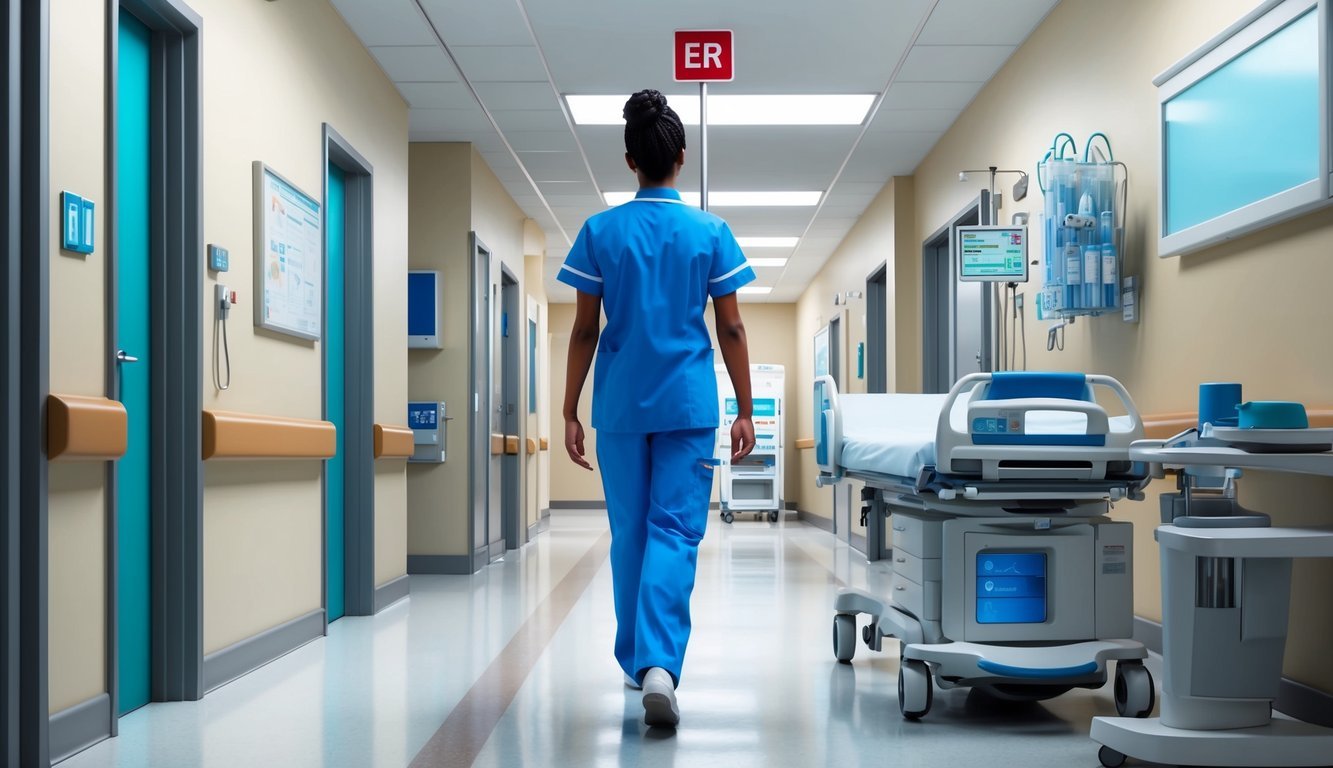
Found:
[116,350,139,364]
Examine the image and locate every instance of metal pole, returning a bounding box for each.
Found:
[700,82,708,211]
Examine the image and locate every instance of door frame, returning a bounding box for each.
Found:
[321,124,376,620]
[468,234,492,572]
[105,0,204,730]
[500,266,521,551]
[5,0,49,762]
[921,192,992,393]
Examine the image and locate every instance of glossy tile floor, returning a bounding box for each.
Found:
[62,509,1162,768]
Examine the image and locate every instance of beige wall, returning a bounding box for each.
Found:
[405,146,536,558]
[406,144,473,557]
[899,0,1333,693]
[48,0,411,706]
[547,302,798,506]
[47,0,110,714]
[793,179,913,539]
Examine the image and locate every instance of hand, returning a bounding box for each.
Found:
[730,417,755,464]
[565,419,593,471]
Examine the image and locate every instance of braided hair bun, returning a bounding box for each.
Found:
[623,89,685,182]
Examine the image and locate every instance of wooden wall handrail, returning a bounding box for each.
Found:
[795,437,815,450]
[526,437,538,455]
[490,434,504,456]
[540,437,549,451]
[504,435,520,455]
[374,424,415,459]
[47,394,128,461]
[202,410,335,460]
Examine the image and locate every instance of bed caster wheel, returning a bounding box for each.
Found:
[1114,661,1155,718]
[833,614,856,663]
[898,659,932,719]
[721,511,734,524]
[768,510,779,523]
[1098,745,1126,768]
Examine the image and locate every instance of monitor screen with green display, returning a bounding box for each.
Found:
[957,226,1028,282]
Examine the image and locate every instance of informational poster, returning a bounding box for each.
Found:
[813,326,830,379]
[253,162,322,340]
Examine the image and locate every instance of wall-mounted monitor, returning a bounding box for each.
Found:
[957,225,1028,282]
[408,270,442,349]
[1155,0,1330,257]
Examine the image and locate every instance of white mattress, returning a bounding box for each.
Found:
[837,392,1128,478]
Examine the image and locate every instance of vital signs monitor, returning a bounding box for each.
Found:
[958,225,1028,282]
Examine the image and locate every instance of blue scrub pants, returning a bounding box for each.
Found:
[596,428,716,687]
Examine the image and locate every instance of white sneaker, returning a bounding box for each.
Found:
[641,667,679,727]
[625,673,641,690]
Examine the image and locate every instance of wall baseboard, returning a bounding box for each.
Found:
[203,609,324,693]
[373,574,410,613]
[527,516,551,541]
[540,507,551,519]
[848,532,867,554]
[797,510,834,534]
[407,555,475,575]
[550,500,606,510]
[1132,616,1333,728]
[49,693,110,765]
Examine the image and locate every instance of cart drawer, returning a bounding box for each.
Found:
[890,513,942,559]
[890,574,940,622]
[892,550,941,585]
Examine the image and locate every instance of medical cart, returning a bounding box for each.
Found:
[717,364,785,524]
[1092,431,1333,768]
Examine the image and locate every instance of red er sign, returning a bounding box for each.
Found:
[674,30,733,82]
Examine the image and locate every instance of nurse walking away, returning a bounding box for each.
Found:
[559,90,757,728]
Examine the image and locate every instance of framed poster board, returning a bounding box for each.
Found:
[254,161,322,340]
[813,326,830,379]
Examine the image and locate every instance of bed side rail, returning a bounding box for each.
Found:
[813,375,843,483]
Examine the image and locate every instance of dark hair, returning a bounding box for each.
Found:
[623,89,686,183]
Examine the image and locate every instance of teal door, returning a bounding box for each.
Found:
[116,9,152,715]
[326,166,346,622]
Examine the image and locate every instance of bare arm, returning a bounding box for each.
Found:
[563,290,602,471]
[714,292,755,463]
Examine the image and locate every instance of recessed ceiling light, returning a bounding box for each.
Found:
[736,237,799,248]
[748,258,788,268]
[602,191,821,207]
[566,94,875,126]
[739,286,773,295]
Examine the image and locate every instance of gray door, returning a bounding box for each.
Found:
[487,274,504,562]
[501,270,520,550]
[866,264,888,393]
[470,236,491,570]
[955,279,985,379]
[922,195,993,393]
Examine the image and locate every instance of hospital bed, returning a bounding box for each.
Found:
[816,371,1157,720]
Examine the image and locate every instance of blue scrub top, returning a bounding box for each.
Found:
[557,187,756,434]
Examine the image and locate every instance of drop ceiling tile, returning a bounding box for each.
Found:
[491,109,569,133]
[881,81,985,111]
[513,150,585,179]
[450,45,549,82]
[869,109,960,133]
[396,82,476,110]
[368,45,457,82]
[897,45,1016,83]
[331,0,438,46]
[417,0,532,46]
[473,82,562,112]
[505,131,579,153]
[916,0,1059,46]
[408,108,494,136]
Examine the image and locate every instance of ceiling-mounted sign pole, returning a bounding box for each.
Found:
[674,29,733,213]
[700,81,709,211]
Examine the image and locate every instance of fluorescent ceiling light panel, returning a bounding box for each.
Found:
[748,258,788,268]
[736,237,799,248]
[739,286,773,295]
[566,94,875,126]
[602,191,821,207]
